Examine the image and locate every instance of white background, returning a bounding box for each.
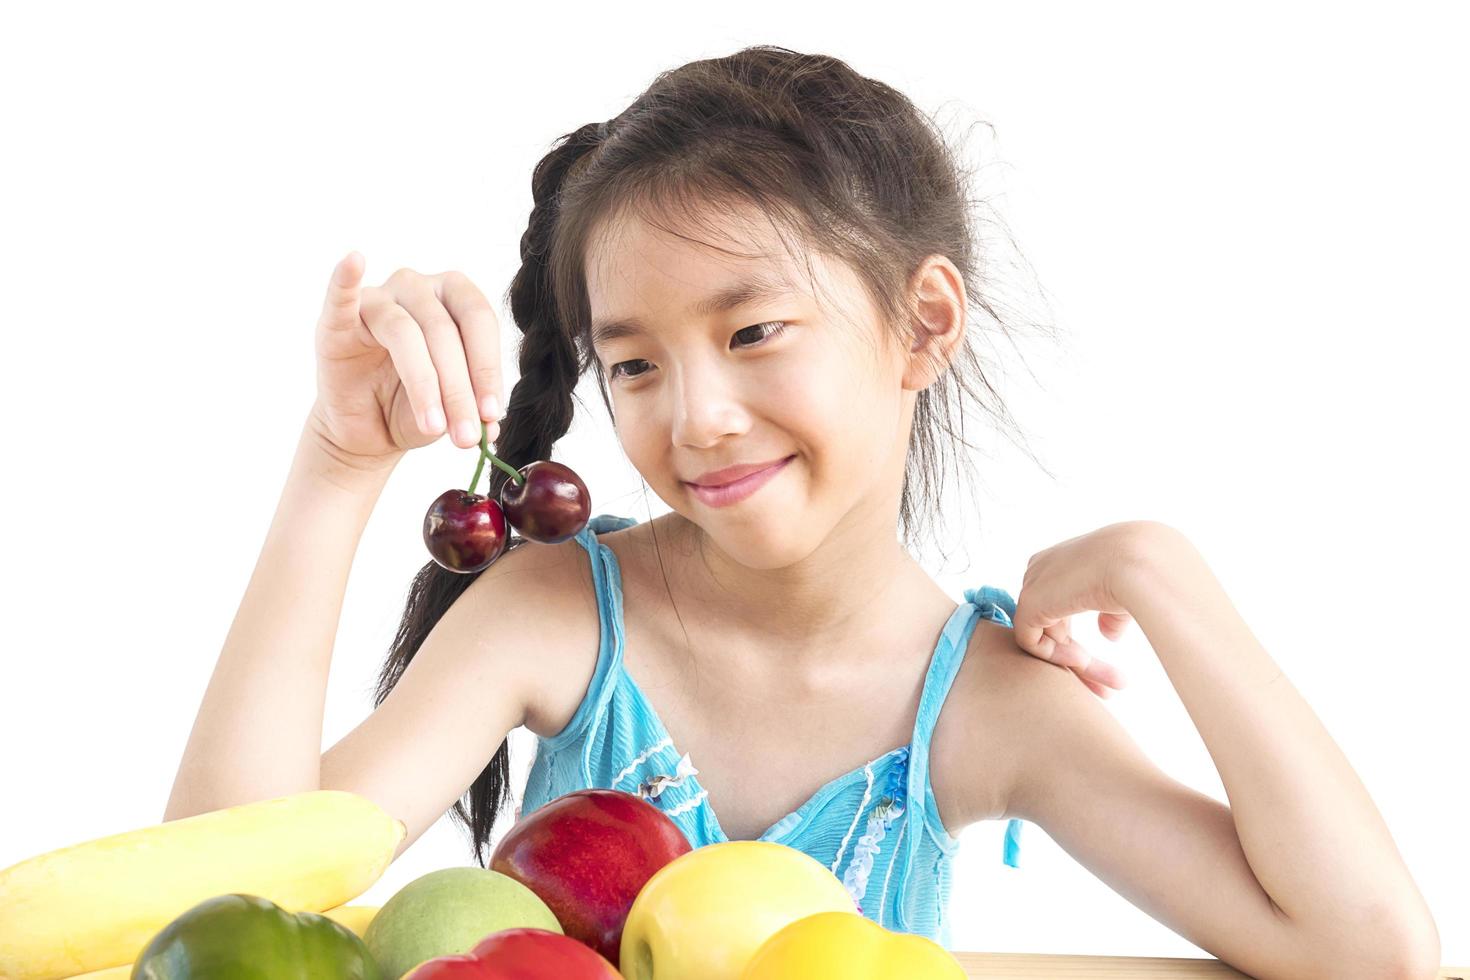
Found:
[2,0,1465,967]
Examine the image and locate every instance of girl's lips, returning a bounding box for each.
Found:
[685,454,794,508]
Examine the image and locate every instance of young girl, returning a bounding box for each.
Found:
[165,46,1439,977]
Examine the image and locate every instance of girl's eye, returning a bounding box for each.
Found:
[730,319,788,350]
[608,321,788,382]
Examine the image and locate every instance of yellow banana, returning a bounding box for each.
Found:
[0,790,405,980]
[320,902,381,937]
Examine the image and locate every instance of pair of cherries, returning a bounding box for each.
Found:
[424,419,591,573]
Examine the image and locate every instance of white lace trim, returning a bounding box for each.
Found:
[663,788,709,817]
[613,736,673,787]
[830,762,875,873]
[876,818,908,928]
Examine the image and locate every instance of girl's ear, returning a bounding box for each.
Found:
[901,254,967,390]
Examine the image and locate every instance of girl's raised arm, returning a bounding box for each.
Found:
[163,255,509,832]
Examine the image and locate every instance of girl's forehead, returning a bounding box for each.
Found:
[584,209,807,307]
[581,205,876,348]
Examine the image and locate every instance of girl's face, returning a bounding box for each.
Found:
[585,206,921,569]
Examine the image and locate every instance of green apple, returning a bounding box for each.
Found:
[364,866,562,978]
[619,840,856,980]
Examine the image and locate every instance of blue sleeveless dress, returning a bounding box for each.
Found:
[519,514,1026,949]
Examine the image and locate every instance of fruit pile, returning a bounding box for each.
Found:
[0,787,967,979]
[423,420,591,572]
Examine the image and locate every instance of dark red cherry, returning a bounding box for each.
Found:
[499,460,591,544]
[423,489,510,573]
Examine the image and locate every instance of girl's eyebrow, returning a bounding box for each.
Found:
[591,273,799,348]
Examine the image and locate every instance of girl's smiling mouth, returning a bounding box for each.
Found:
[684,454,795,507]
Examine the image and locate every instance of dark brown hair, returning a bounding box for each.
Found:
[374,45,1058,865]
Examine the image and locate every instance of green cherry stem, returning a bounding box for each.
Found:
[467,419,524,496]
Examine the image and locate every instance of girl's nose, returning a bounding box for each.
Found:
[668,366,750,449]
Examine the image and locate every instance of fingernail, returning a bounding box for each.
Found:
[482,394,499,419]
[456,419,481,445]
[425,404,446,434]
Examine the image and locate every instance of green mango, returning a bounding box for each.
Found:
[131,893,383,979]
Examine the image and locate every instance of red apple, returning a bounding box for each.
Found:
[401,956,488,980]
[403,927,620,979]
[489,789,691,969]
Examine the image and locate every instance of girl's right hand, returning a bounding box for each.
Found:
[307,253,506,470]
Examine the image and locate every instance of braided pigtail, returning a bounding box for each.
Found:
[487,121,605,498]
[373,121,606,865]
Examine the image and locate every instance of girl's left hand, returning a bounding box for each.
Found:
[1013,520,1160,699]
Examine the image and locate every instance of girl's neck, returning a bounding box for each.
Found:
[633,509,952,674]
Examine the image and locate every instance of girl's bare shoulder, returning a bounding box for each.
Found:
[930,618,1049,831]
[509,516,682,739]
[480,533,604,740]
